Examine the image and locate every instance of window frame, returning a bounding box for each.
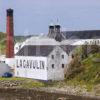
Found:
[52,64,54,69]
[62,64,64,68]
[62,54,64,59]
[51,55,54,59]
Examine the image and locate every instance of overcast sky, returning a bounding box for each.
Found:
[0,0,100,35]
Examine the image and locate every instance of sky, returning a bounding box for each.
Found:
[0,0,100,35]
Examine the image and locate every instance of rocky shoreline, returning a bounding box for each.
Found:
[35,87,100,99]
[0,87,99,100]
[0,78,99,100]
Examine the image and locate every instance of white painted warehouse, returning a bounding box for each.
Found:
[14,37,69,81]
[0,36,100,80]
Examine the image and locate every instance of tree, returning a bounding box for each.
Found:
[66,54,81,79]
[90,44,99,54]
[81,44,88,59]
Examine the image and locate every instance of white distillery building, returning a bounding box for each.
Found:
[0,36,98,80]
[14,37,69,81]
[14,36,100,81]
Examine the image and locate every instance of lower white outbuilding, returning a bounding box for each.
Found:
[0,63,11,77]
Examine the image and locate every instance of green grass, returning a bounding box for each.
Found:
[81,53,100,84]
[64,53,100,91]
[0,77,45,88]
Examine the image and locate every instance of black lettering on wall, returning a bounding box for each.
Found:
[36,60,39,69]
[16,59,19,68]
[33,60,35,69]
[16,59,46,70]
[40,61,45,69]
[27,60,30,68]
[23,60,26,68]
[29,60,32,69]
[20,60,22,67]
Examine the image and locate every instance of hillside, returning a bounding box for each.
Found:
[15,35,32,43]
[63,53,100,94]
[69,53,100,83]
[69,47,100,85]
[79,53,100,84]
[63,30,100,39]
[0,32,6,54]
[0,32,31,54]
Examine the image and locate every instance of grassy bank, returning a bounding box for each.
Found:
[0,77,45,88]
[0,77,99,97]
[63,53,100,95]
[68,53,100,85]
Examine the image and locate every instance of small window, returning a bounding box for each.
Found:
[51,55,54,59]
[62,64,64,68]
[52,64,54,69]
[62,55,64,59]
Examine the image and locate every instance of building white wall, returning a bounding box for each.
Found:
[6,58,15,69]
[61,39,100,46]
[15,56,48,80]
[47,46,69,81]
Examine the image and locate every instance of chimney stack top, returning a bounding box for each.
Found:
[7,8,13,16]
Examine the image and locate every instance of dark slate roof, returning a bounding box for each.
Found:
[48,32,66,42]
[62,30,100,39]
[16,45,55,56]
[60,45,76,55]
